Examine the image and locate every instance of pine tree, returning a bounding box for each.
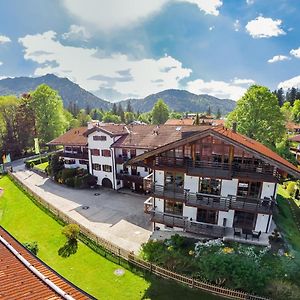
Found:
[112,103,118,115]
[207,106,211,116]
[216,108,221,119]
[195,113,200,125]
[290,87,297,106]
[126,101,133,113]
[117,103,125,122]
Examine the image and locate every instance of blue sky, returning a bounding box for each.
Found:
[0,0,300,101]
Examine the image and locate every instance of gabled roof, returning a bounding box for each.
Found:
[128,126,300,178]
[164,119,194,126]
[0,226,93,300]
[83,123,129,137]
[48,127,88,146]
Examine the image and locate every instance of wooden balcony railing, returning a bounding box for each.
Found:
[150,210,225,238]
[151,185,275,214]
[115,156,129,164]
[62,152,89,160]
[154,156,280,181]
[116,172,143,184]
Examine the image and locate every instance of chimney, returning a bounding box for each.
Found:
[232,122,237,133]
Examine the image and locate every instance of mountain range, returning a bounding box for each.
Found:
[0,74,236,115]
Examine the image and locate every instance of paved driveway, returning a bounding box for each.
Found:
[12,163,152,253]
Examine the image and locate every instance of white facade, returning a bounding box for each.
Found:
[155,170,164,185]
[255,214,272,232]
[218,210,235,227]
[221,179,238,197]
[261,182,277,199]
[184,175,199,193]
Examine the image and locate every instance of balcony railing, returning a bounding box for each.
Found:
[151,184,274,214]
[150,209,225,238]
[116,172,143,184]
[154,157,280,181]
[115,156,129,164]
[62,152,88,160]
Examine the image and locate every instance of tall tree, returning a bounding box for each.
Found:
[77,109,92,126]
[207,106,211,116]
[151,99,169,125]
[112,103,118,115]
[117,103,125,122]
[216,108,221,119]
[290,87,297,106]
[126,101,133,113]
[30,84,68,144]
[226,85,285,147]
[274,88,285,107]
[292,99,300,123]
[124,111,135,124]
[195,113,200,125]
[102,112,121,123]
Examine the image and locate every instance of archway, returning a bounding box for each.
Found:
[102,178,113,189]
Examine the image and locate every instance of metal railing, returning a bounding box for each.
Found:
[62,152,89,160]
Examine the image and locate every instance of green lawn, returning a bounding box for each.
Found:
[276,185,300,252]
[34,161,49,171]
[0,176,220,300]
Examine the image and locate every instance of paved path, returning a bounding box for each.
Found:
[12,163,152,253]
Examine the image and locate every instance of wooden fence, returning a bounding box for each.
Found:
[7,171,270,300]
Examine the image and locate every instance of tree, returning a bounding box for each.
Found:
[207,106,211,116]
[76,109,92,126]
[151,99,169,125]
[216,108,221,119]
[292,99,300,123]
[62,224,80,242]
[169,111,182,119]
[112,103,118,115]
[274,88,285,107]
[30,84,68,144]
[195,113,200,125]
[117,103,125,122]
[126,101,133,113]
[281,102,292,122]
[226,85,285,147]
[290,87,297,106]
[124,111,135,124]
[102,112,121,123]
[90,108,103,121]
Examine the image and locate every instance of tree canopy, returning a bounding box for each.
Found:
[151,99,169,125]
[226,85,285,147]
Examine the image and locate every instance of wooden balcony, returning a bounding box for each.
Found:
[150,210,225,238]
[154,157,280,182]
[116,172,143,184]
[115,156,129,164]
[62,152,88,160]
[151,185,275,214]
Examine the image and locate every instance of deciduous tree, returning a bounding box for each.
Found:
[151,99,169,125]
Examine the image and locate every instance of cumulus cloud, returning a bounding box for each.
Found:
[0,35,11,44]
[62,25,91,41]
[290,47,300,58]
[186,78,249,100]
[232,78,255,85]
[63,0,222,31]
[0,62,3,66]
[278,76,300,90]
[268,55,290,63]
[246,16,285,38]
[18,31,191,99]
[246,0,255,4]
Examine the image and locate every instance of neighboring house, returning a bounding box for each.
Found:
[165,119,195,126]
[165,117,224,127]
[0,226,93,299]
[286,121,300,134]
[128,125,300,238]
[289,134,300,162]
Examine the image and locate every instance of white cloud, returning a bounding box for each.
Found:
[246,0,255,4]
[179,0,222,16]
[209,26,215,31]
[0,62,3,66]
[19,31,191,99]
[290,47,300,58]
[278,75,300,89]
[232,78,255,85]
[62,25,91,41]
[186,78,248,100]
[268,55,290,63]
[234,19,240,32]
[63,0,222,31]
[245,16,285,38]
[0,35,11,44]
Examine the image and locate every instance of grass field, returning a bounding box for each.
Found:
[0,175,220,300]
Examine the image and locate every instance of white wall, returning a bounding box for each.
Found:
[255,214,272,232]
[221,179,238,197]
[183,205,197,221]
[155,198,164,212]
[155,170,164,186]
[261,182,276,199]
[218,210,235,227]
[184,175,199,193]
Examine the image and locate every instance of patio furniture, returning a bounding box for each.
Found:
[242,228,252,240]
[233,227,241,238]
[252,230,261,240]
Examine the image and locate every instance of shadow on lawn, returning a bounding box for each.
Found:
[58,240,78,258]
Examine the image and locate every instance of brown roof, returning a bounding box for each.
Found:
[286,121,300,130]
[0,226,93,300]
[48,127,88,146]
[128,126,300,178]
[164,119,194,126]
[111,124,211,149]
[289,134,300,143]
[83,123,128,137]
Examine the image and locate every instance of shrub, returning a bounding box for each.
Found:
[62,224,80,242]
[65,177,75,187]
[23,241,39,255]
[25,156,49,169]
[266,280,300,300]
[287,182,296,196]
[61,168,77,182]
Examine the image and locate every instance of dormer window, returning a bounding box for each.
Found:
[93,135,107,141]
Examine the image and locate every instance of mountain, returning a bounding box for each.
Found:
[118,89,236,115]
[0,74,111,110]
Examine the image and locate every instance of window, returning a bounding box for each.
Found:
[237,181,262,198]
[165,172,184,191]
[130,149,136,158]
[122,149,128,157]
[91,149,100,156]
[164,200,183,216]
[102,165,112,172]
[65,159,75,165]
[92,163,101,171]
[196,209,217,224]
[101,149,111,157]
[93,135,107,141]
[79,160,89,165]
[199,178,221,195]
[144,167,148,172]
[65,146,72,151]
